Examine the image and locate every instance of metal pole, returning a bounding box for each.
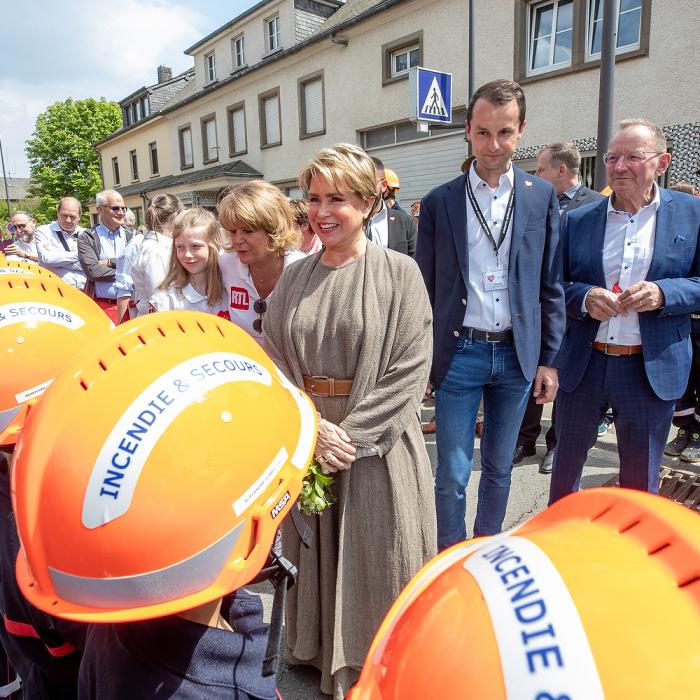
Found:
[467,0,475,157]
[0,134,11,218]
[594,0,620,190]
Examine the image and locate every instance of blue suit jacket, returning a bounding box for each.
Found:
[556,189,700,401]
[416,167,566,388]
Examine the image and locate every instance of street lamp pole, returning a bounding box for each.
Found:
[0,133,11,218]
[467,0,475,157]
[594,0,620,190]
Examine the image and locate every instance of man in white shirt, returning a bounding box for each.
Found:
[77,189,132,323]
[4,212,39,262]
[550,118,700,503]
[369,158,417,257]
[35,197,86,289]
[416,80,565,547]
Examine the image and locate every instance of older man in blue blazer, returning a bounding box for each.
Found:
[550,118,700,504]
[417,80,565,548]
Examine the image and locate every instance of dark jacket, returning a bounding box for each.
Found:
[416,167,566,387]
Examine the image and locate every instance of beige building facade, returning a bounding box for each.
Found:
[92,0,700,222]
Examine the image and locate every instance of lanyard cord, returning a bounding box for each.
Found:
[466,175,515,259]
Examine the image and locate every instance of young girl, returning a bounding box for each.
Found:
[117,193,183,320]
[151,207,230,319]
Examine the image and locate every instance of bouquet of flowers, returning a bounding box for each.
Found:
[299,459,335,515]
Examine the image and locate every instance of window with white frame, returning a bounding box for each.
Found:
[205,51,216,83]
[112,156,120,186]
[201,115,219,163]
[516,0,649,82]
[179,126,193,168]
[227,103,247,156]
[382,32,423,85]
[232,35,245,69]
[299,73,324,138]
[130,149,139,180]
[149,142,158,175]
[588,0,642,58]
[266,16,280,52]
[528,0,573,74]
[259,89,281,148]
[391,43,420,77]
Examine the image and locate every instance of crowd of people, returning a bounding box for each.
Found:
[1,76,700,698]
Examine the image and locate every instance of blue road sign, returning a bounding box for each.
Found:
[410,67,453,124]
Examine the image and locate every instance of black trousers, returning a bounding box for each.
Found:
[673,317,700,427]
[517,395,557,452]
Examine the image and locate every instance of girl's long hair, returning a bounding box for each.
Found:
[159,208,226,307]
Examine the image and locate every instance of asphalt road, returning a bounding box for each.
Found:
[253,400,690,699]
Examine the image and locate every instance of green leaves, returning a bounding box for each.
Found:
[25,98,121,225]
[299,459,336,516]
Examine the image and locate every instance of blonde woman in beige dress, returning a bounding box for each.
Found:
[263,143,436,699]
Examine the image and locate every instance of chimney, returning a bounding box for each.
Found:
[157,65,173,83]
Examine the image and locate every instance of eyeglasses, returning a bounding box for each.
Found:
[252,298,267,333]
[101,205,128,213]
[603,151,662,166]
[6,223,30,233]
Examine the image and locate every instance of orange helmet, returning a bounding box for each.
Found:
[383,168,400,190]
[12,311,317,623]
[0,259,61,281]
[0,274,112,445]
[350,488,700,700]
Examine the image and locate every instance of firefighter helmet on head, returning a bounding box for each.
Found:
[349,488,700,700]
[0,274,111,445]
[13,311,317,623]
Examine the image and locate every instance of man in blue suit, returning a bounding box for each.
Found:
[416,79,565,548]
[550,118,700,504]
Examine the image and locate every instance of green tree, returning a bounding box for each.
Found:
[26,98,121,225]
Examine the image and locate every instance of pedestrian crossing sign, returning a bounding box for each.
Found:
[410,67,452,124]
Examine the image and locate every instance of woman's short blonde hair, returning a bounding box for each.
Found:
[218,180,301,255]
[298,143,379,221]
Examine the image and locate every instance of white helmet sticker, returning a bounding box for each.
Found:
[82,352,272,529]
[0,303,85,329]
[463,536,605,699]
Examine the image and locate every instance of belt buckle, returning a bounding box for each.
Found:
[485,331,499,343]
[603,343,621,356]
[309,375,331,397]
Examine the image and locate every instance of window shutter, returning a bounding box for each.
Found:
[264,96,280,144]
[232,109,246,153]
[304,79,323,134]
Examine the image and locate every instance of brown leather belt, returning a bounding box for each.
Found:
[593,341,643,356]
[303,374,353,397]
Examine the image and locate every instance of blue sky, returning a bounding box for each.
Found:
[0,0,262,178]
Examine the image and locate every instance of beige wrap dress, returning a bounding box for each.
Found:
[263,243,436,698]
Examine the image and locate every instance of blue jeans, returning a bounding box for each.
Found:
[435,334,532,548]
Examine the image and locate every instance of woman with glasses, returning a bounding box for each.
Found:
[263,144,435,699]
[218,181,305,346]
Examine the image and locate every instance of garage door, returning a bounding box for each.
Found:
[369,132,467,209]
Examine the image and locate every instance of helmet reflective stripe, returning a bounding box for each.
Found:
[463,535,605,700]
[0,267,33,275]
[49,520,244,609]
[81,352,273,529]
[0,406,21,434]
[0,303,85,330]
[275,366,317,470]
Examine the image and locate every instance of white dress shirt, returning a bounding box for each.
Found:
[35,222,86,289]
[463,163,515,331]
[219,249,306,346]
[592,183,661,345]
[151,283,230,317]
[94,224,128,299]
[369,202,389,248]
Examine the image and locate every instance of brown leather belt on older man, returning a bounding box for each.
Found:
[593,341,643,356]
[303,374,353,397]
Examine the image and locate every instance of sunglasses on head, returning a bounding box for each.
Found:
[252,298,267,333]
